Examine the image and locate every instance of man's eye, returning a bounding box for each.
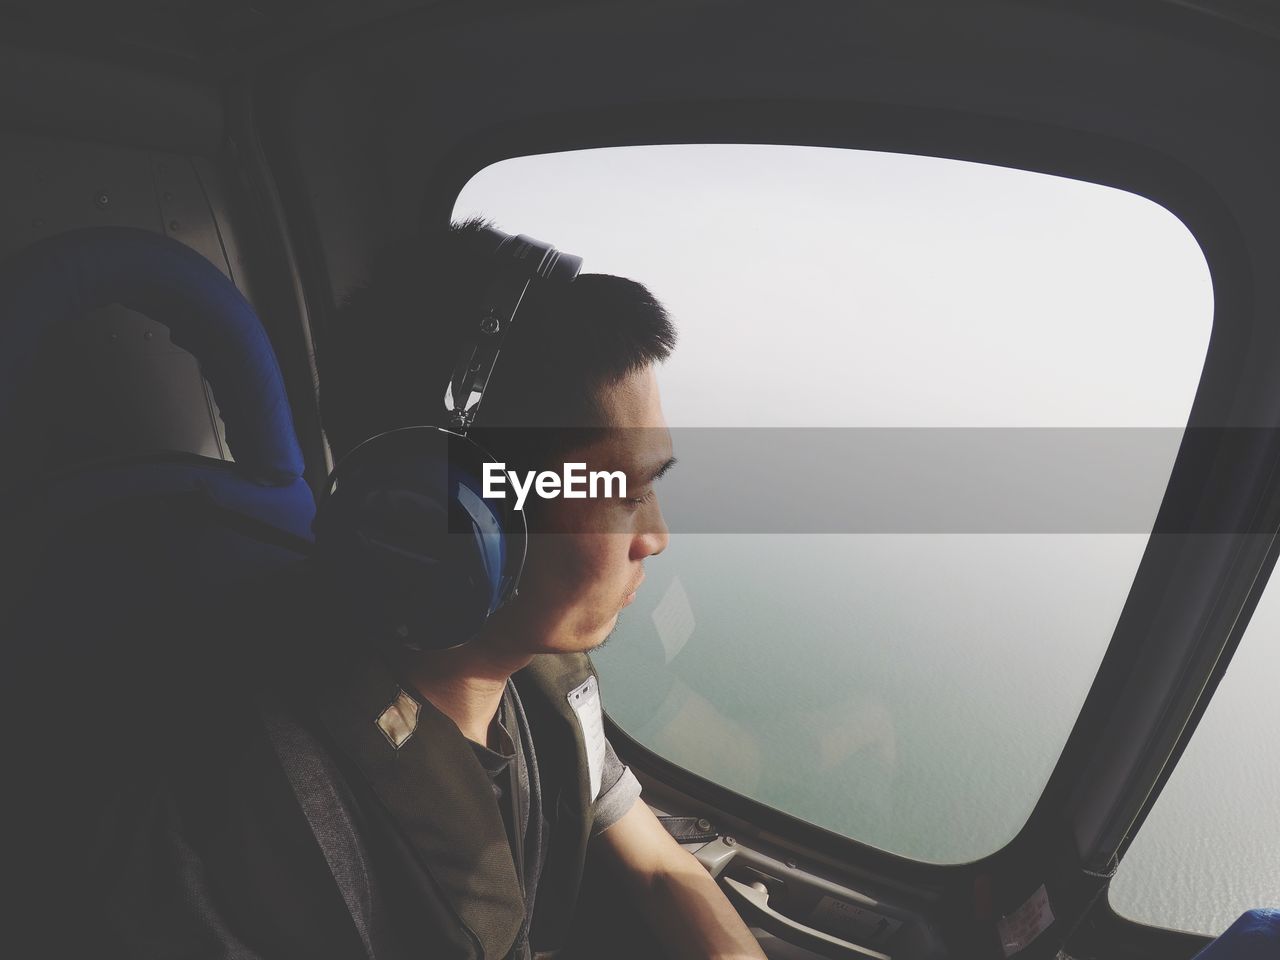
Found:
[626,489,656,507]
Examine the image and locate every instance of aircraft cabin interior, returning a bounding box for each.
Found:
[3,2,1280,959]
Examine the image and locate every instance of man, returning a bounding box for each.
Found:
[309,217,766,958]
[88,219,766,960]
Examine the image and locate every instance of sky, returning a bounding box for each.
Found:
[454,142,1214,428]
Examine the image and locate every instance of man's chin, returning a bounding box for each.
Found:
[584,615,621,653]
[537,614,621,656]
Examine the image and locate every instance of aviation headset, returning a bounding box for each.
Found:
[312,226,583,651]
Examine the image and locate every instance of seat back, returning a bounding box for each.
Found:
[0,225,316,673]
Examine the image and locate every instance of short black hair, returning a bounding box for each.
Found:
[318,217,676,468]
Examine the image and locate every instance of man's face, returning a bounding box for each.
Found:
[486,364,673,656]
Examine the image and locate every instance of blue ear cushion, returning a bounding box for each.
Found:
[0,226,304,484]
[313,429,525,649]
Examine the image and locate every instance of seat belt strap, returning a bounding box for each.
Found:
[258,697,384,960]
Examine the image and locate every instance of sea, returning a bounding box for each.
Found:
[594,534,1280,937]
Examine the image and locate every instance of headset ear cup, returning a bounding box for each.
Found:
[313,427,526,650]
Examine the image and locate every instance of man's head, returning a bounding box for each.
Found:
[319,218,676,654]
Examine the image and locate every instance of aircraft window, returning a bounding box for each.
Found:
[1108,570,1280,936]
[453,144,1213,865]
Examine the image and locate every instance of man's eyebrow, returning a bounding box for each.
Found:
[640,456,677,485]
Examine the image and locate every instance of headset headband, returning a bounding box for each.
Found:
[443,230,583,432]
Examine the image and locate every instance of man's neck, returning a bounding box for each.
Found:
[396,635,533,747]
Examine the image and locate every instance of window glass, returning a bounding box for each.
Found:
[1108,574,1280,935]
[454,144,1213,864]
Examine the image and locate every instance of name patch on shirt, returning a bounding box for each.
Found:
[567,675,606,802]
[376,688,421,749]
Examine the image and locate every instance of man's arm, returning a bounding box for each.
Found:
[594,800,768,960]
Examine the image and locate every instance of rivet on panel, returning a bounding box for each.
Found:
[95,194,110,208]
[162,191,174,202]
[143,331,154,341]
[169,220,180,231]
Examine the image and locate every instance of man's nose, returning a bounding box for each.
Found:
[634,499,670,558]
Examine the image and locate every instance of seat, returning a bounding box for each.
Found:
[0,225,315,646]
[1192,909,1280,959]
[0,228,317,954]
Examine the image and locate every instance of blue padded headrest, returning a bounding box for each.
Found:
[36,456,316,542]
[0,226,304,484]
[1192,909,1280,959]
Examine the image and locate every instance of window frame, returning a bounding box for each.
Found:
[431,103,1269,952]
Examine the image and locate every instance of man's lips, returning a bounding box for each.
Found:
[622,572,645,605]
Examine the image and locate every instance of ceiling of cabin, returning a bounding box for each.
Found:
[1,0,1279,79]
